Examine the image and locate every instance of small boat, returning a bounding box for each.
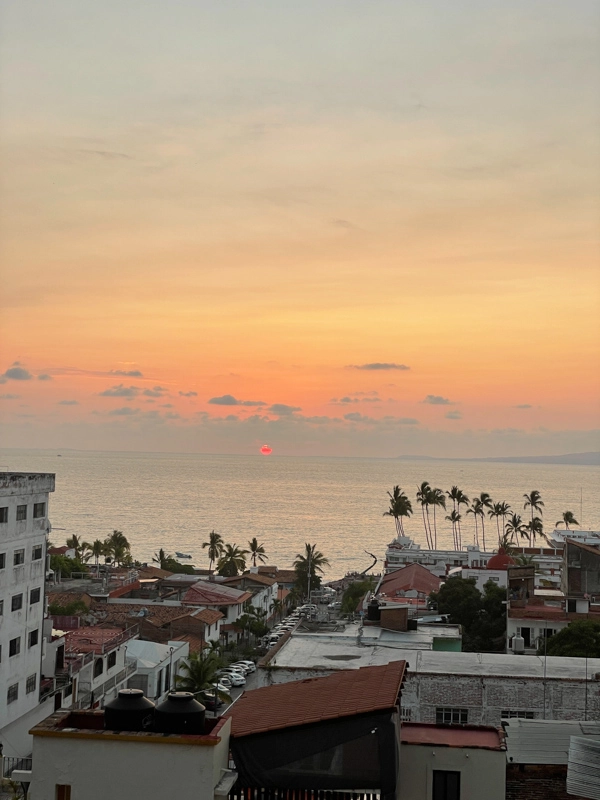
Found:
[175,552,192,559]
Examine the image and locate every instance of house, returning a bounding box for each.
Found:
[126,639,190,701]
[27,705,234,800]
[0,472,55,758]
[376,563,441,613]
[222,571,278,618]
[182,580,252,643]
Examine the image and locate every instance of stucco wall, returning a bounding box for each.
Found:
[398,743,506,800]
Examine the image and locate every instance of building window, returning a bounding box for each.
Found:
[64,682,73,697]
[29,629,39,648]
[33,502,46,518]
[11,594,23,612]
[0,507,7,523]
[107,651,117,670]
[94,658,104,678]
[0,599,4,616]
[9,637,20,657]
[26,674,37,694]
[55,786,72,800]
[436,707,468,725]
[7,684,19,704]
[401,708,413,721]
[32,544,43,561]
[14,548,25,565]
[501,710,535,719]
[16,505,27,521]
[433,770,461,800]
[30,587,41,604]
[0,552,5,569]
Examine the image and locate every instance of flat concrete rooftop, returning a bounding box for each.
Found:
[267,632,600,681]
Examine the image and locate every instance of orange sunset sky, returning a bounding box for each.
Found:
[1,1,599,457]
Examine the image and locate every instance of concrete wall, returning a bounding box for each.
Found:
[399,743,506,800]
[0,695,55,757]
[29,717,232,800]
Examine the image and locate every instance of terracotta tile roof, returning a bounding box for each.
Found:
[194,608,224,625]
[137,565,174,579]
[172,633,207,654]
[89,602,196,627]
[379,564,441,597]
[401,723,505,751]
[277,587,290,602]
[272,569,297,583]
[182,581,252,606]
[227,661,406,738]
[64,627,130,654]
[47,591,92,608]
[509,605,600,621]
[223,573,277,587]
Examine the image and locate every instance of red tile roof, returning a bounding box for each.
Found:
[227,661,406,738]
[223,573,277,587]
[172,633,207,654]
[64,627,133,654]
[194,608,223,625]
[401,723,505,751]
[183,581,252,606]
[379,564,441,597]
[509,605,600,621]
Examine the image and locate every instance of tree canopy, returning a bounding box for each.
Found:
[429,576,506,652]
[538,620,600,658]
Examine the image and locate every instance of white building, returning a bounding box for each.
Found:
[126,639,189,701]
[0,472,55,757]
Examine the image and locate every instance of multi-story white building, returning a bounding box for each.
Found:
[0,472,55,757]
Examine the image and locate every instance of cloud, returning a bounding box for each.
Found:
[111,369,143,377]
[2,367,33,381]
[363,397,382,403]
[0,394,20,400]
[344,412,374,423]
[109,407,140,416]
[99,384,140,397]
[179,391,198,397]
[268,403,302,416]
[161,403,174,408]
[423,395,452,405]
[142,386,168,397]
[331,218,356,229]
[58,400,79,406]
[208,394,266,406]
[446,410,462,420]
[393,417,419,425]
[37,374,52,381]
[515,404,533,409]
[347,363,410,371]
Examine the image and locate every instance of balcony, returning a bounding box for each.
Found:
[72,658,137,709]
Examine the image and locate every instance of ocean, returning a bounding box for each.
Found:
[2,449,598,579]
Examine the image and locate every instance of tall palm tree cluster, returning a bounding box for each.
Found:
[201,530,268,577]
[66,530,132,568]
[384,484,580,551]
[293,542,330,599]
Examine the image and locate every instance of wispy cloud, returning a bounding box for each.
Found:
[142,386,168,397]
[446,410,462,420]
[37,374,52,381]
[423,395,452,405]
[179,391,198,397]
[0,393,20,400]
[111,369,143,377]
[99,384,140,397]
[347,363,410,371]
[58,400,79,406]
[268,403,302,416]
[514,404,533,409]
[208,394,266,406]
[109,407,140,416]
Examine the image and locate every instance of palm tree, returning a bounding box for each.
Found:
[505,513,526,545]
[416,482,433,549]
[383,486,412,537]
[104,530,131,566]
[270,598,284,622]
[489,502,511,544]
[429,488,446,549]
[152,548,172,570]
[497,532,516,556]
[466,498,484,548]
[477,492,493,551]
[175,650,230,704]
[445,510,462,548]
[524,516,544,547]
[556,511,579,530]
[202,530,225,571]
[293,543,330,599]
[66,534,86,561]
[455,488,470,549]
[523,490,544,528]
[216,543,248,577]
[90,539,105,572]
[248,537,268,567]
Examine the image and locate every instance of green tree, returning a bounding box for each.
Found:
[270,598,284,622]
[175,650,231,703]
[429,577,506,652]
[50,554,88,579]
[556,511,579,529]
[104,530,131,566]
[248,537,268,567]
[446,485,469,549]
[90,539,105,572]
[445,510,462,549]
[217,543,248,577]
[489,502,511,543]
[538,620,600,658]
[66,534,86,561]
[202,530,225,571]
[524,516,545,547]
[466,498,484,548]
[505,513,526,545]
[293,543,330,599]
[523,490,544,529]
[152,548,172,570]
[341,577,375,614]
[416,481,433,549]
[429,488,446,549]
[429,576,483,631]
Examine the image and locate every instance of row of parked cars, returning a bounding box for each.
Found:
[202,660,256,710]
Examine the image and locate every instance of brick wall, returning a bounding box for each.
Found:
[506,765,587,800]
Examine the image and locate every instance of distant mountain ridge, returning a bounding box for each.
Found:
[397,452,600,466]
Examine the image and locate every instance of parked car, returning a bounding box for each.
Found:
[233,660,256,672]
[219,671,246,686]
[201,691,222,711]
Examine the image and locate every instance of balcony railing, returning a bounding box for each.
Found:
[2,757,32,779]
[72,659,137,709]
[229,789,381,800]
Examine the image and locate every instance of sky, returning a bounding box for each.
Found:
[0,1,599,458]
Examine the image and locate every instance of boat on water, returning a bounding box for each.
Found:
[175,552,192,559]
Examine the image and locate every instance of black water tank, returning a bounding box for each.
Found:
[154,692,206,735]
[104,689,155,731]
[367,599,381,621]
[407,618,418,631]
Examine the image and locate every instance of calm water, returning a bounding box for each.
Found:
[2,449,598,579]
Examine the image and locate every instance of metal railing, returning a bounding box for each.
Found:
[229,789,381,800]
[2,757,32,779]
[72,659,137,708]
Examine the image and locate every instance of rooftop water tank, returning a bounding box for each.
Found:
[104,689,155,731]
[154,692,206,735]
[512,635,525,655]
[367,599,381,621]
